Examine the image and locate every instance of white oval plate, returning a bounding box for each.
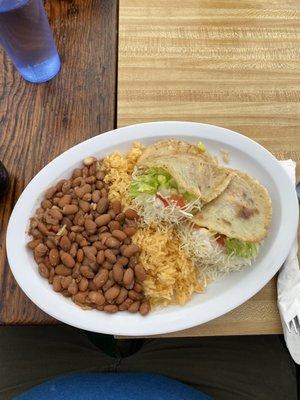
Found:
[6,122,298,336]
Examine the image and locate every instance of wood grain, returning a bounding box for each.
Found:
[117,0,300,336]
[0,0,118,324]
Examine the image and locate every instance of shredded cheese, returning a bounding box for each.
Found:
[133,194,202,226]
[178,225,251,283]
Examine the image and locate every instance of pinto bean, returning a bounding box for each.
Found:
[95,214,111,227]
[105,285,121,302]
[123,268,134,289]
[113,263,124,283]
[139,301,151,316]
[49,248,60,266]
[128,301,140,313]
[103,304,118,313]
[96,198,109,214]
[134,264,147,282]
[112,230,127,241]
[122,244,140,258]
[88,291,105,306]
[124,209,139,220]
[93,269,109,288]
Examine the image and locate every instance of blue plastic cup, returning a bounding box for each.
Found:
[0,0,61,83]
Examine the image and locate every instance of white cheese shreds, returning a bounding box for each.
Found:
[133,225,204,307]
[178,225,251,283]
[133,194,202,226]
[102,142,144,208]
[133,195,192,226]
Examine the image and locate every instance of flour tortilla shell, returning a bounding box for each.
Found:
[193,171,272,242]
[139,154,233,204]
[138,139,216,165]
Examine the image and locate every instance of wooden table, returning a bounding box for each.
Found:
[0,0,299,335]
[0,0,118,324]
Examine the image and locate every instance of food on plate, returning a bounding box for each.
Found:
[102,142,144,208]
[133,154,233,204]
[27,138,272,314]
[186,169,272,282]
[133,224,203,306]
[177,226,259,285]
[193,171,272,242]
[132,140,271,293]
[27,157,150,315]
[138,139,216,165]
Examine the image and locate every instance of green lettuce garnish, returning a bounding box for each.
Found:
[182,191,197,202]
[225,238,259,259]
[130,167,195,201]
[130,168,177,198]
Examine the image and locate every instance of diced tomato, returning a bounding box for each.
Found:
[157,194,169,207]
[216,234,226,246]
[168,194,186,208]
[156,193,186,209]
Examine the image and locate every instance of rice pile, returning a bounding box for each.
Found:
[133,225,203,307]
[102,143,203,307]
[102,142,144,208]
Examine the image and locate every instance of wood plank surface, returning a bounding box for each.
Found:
[117,0,300,336]
[0,0,118,324]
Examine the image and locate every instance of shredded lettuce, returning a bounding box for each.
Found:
[225,238,259,259]
[130,167,194,201]
[130,168,176,198]
[182,192,197,202]
[197,141,206,152]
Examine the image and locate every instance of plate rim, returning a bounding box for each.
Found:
[6,121,299,336]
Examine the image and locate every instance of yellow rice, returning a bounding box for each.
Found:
[133,225,204,307]
[102,142,144,208]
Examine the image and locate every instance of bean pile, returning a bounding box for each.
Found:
[27,157,150,316]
